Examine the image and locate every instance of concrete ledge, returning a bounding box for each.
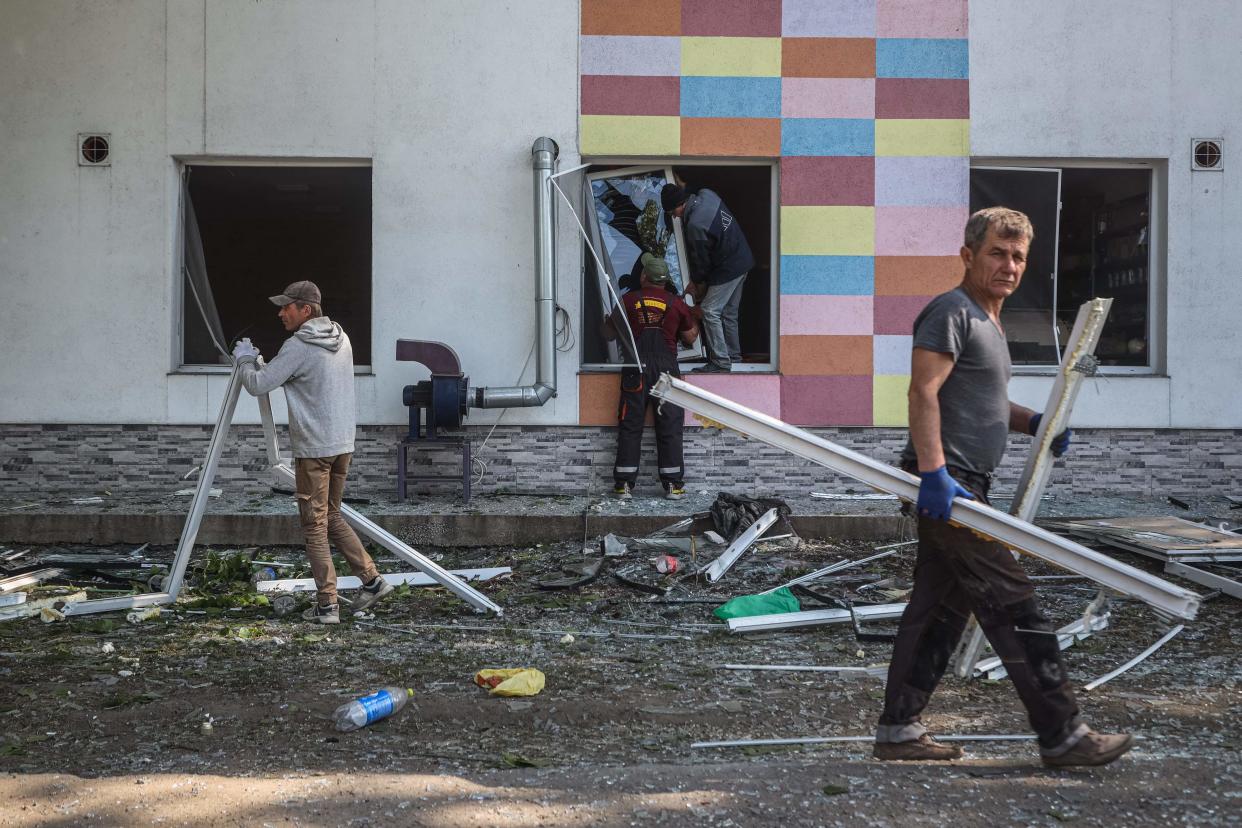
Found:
[0,511,911,547]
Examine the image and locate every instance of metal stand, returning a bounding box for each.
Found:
[397,438,471,503]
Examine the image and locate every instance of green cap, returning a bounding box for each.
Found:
[640,252,672,287]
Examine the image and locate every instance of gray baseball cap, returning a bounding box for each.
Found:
[269,280,322,306]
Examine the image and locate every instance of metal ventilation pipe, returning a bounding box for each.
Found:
[471,137,559,409]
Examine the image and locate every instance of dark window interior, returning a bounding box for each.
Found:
[183,165,372,365]
[971,166,1151,367]
[581,164,772,366]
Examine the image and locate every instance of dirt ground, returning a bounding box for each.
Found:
[0,534,1239,827]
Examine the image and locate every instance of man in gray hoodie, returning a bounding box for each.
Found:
[232,280,392,624]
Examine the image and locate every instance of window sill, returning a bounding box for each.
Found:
[171,366,375,376]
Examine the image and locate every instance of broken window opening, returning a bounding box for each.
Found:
[971,164,1155,369]
[179,164,372,367]
[580,162,775,370]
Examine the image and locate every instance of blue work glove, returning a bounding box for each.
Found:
[917,466,975,521]
[1028,412,1072,458]
[232,338,260,365]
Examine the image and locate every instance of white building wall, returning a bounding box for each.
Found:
[972,0,1241,428]
[0,0,582,427]
[4,1,1240,430]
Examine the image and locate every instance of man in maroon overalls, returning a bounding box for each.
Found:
[604,253,699,500]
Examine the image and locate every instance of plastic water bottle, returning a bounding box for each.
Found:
[333,687,413,732]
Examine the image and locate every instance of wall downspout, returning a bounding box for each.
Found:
[471,137,559,408]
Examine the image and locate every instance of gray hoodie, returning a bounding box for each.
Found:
[239,317,357,458]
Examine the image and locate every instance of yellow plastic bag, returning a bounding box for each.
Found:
[473,668,545,697]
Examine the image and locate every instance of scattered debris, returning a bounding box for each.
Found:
[0,590,87,623]
[810,492,897,501]
[474,669,545,697]
[600,534,628,557]
[713,587,799,621]
[760,550,899,596]
[1051,516,1242,563]
[334,686,414,732]
[692,734,1038,750]
[0,568,65,593]
[727,602,907,634]
[1164,561,1242,600]
[654,555,679,574]
[173,488,222,498]
[532,557,604,591]
[126,606,161,624]
[700,508,779,582]
[720,663,887,677]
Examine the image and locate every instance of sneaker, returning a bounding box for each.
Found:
[1041,730,1134,768]
[351,575,395,613]
[873,734,963,761]
[690,364,730,374]
[663,483,686,500]
[302,602,340,624]
[614,482,633,500]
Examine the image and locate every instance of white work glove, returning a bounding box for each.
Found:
[232,338,260,364]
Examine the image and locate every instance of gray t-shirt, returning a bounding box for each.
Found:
[900,287,1012,475]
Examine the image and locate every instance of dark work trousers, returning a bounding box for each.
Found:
[613,329,684,486]
[877,465,1082,749]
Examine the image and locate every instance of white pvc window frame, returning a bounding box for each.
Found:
[579,157,779,373]
[971,157,1165,376]
[169,156,375,375]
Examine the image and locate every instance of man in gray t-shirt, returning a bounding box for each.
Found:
[874,208,1133,769]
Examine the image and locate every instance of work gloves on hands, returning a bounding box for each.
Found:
[1029,412,1073,457]
[916,466,975,521]
[232,338,260,365]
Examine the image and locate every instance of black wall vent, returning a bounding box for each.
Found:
[1192,138,1223,171]
[79,133,110,166]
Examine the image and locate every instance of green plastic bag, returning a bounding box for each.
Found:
[713,587,800,620]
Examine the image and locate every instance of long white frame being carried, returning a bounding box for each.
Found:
[649,374,1199,620]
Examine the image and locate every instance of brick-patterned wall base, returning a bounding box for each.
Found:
[2,424,1240,499]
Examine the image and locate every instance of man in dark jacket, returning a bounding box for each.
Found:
[661,184,754,372]
[603,253,699,500]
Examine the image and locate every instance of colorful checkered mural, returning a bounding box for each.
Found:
[579,0,968,427]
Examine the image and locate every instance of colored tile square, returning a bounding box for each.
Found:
[876,206,968,256]
[876,38,968,79]
[682,37,783,76]
[582,75,680,116]
[875,119,969,156]
[780,295,873,335]
[875,78,969,118]
[875,294,933,335]
[875,256,963,295]
[877,0,967,39]
[781,77,875,119]
[781,335,873,375]
[781,156,874,205]
[782,0,876,37]
[681,76,781,118]
[579,373,621,426]
[683,0,783,37]
[682,117,781,156]
[781,206,875,255]
[781,375,873,425]
[782,38,875,78]
[872,374,911,426]
[681,373,782,425]
[582,0,683,36]
[581,115,681,155]
[873,334,913,374]
[580,35,682,76]
[780,256,874,295]
[781,118,874,156]
[874,156,968,206]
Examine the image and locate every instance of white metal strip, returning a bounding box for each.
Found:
[973,613,1111,680]
[255,567,512,594]
[759,550,897,596]
[650,374,1200,620]
[1164,562,1242,599]
[1083,625,1184,691]
[270,463,503,616]
[720,663,887,676]
[702,508,779,582]
[727,602,908,634]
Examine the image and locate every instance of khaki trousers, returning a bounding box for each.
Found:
[295,454,378,605]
